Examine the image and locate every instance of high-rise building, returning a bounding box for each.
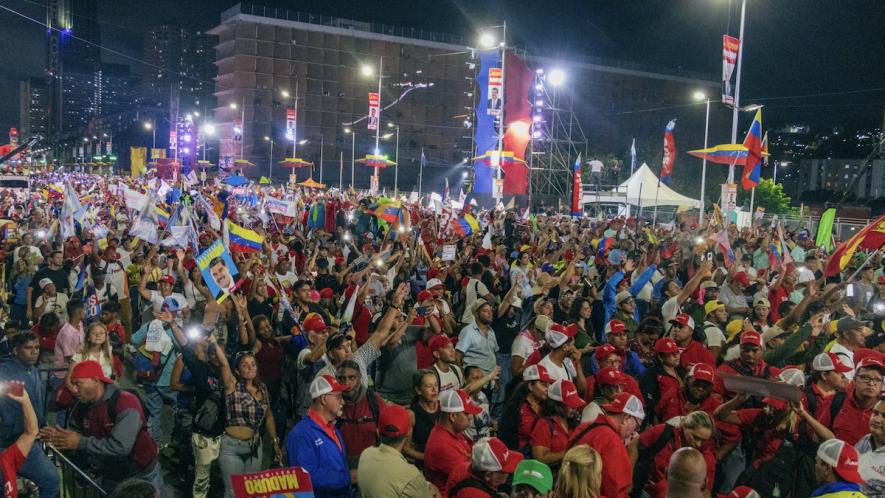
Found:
[143,25,216,110]
[45,0,102,137]
[19,78,49,139]
[98,63,136,117]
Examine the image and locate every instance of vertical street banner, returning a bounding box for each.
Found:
[106,137,112,155]
[233,119,243,143]
[487,68,502,116]
[230,467,315,497]
[659,119,677,184]
[473,51,500,194]
[169,130,178,153]
[571,154,582,217]
[130,146,147,178]
[501,50,533,195]
[722,35,740,106]
[367,92,380,131]
[286,108,296,140]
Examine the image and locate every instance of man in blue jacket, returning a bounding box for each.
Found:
[286,374,351,498]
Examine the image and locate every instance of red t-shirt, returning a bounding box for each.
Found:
[424,423,473,497]
[640,425,715,498]
[819,386,873,446]
[735,408,798,468]
[518,401,541,448]
[529,416,570,455]
[769,284,793,322]
[808,383,836,421]
[656,386,722,422]
[679,340,716,369]
[571,416,632,498]
[1,444,26,498]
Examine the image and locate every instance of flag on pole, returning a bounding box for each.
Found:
[713,228,736,266]
[226,220,265,253]
[571,154,582,217]
[443,177,449,201]
[659,120,677,184]
[722,35,740,106]
[741,109,764,190]
[630,139,637,174]
[816,208,837,251]
[687,144,750,165]
[824,216,885,277]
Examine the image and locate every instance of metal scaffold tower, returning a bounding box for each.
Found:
[529,69,588,204]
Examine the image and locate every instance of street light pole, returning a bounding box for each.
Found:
[348,129,355,189]
[700,97,710,225]
[373,56,383,192]
[494,22,507,201]
[319,133,324,183]
[393,125,400,195]
[728,0,747,183]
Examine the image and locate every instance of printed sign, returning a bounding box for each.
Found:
[286,108,296,140]
[196,239,240,303]
[487,67,502,116]
[442,244,457,261]
[368,92,380,131]
[265,198,298,217]
[230,467,315,498]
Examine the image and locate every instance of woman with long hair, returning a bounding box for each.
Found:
[10,254,35,328]
[498,365,553,454]
[67,322,115,383]
[553,445,602,498]
[403,369,440,466]
[637,411,717,497]
[213,340,282,498]
[568,297,597,360]
[530,379,586,470]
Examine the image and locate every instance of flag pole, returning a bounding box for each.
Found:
[418,147,425,198]
[652,175,661,225]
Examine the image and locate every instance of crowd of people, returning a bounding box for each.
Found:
[0,170,883,498]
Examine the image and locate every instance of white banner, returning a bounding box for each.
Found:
[265,198,298,217]
[368,93,379,131]
[124,188,148,211]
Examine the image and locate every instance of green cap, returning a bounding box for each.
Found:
[511,459,553,494]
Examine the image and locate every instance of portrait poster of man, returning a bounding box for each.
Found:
[196,239,240,303]
[487,68,502,116]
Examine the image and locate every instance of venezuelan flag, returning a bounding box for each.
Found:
[374,199,401,224]
[227,220,264,253]
[687,144,749,166]
[47,184,64,198]
[155,206,170,227]
[741,109,764,190]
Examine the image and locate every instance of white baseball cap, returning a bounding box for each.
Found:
[600,392,645,421]
[439,389,483,415]
[309,374,348,399]
[426,278,445,290]
[471,437,524,473]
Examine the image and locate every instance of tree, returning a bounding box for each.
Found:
[737,178,796,215]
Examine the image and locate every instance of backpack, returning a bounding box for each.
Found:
[106,388,151,423]
[192,388,224,436]
[133,348,172,384]
[629,425,674,498]
[736,430,815,498]
[449,476,497,497]
[805,386,847,423]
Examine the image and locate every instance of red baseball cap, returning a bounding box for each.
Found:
[595,343,618,361]
[817,439,865,484]
[740,331,763,348]
[302,313,329,333]
[548,379,587,410]
[70,360,113,384]
[522,364,554,383]
[669,313,695,330]
[319,288,335,299]
[378,404,411,437]
[416,290,433,302]
[428,335,454,354]
[762,396,789,410]
[689,363,716,384]
[440,389,483,415]
[856,356,885,374]
[728,486,761,498]
[600,392,646,420]
[732,272,751,288]
[309,374,348,399]
[596,367,625,386]
[654,337,679,354]
[812,352,853,373]
[546,323,578,348]
[159,275,175,285]
[605,319,627,336]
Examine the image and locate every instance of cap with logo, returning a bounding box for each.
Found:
[688,363,716,384]
[812,352,853,373]
[416,290,433,302]
[522,364,554,383]
[595,343,618,361]
[439,389,483,415]
[546,323,578,348]
[777,368,805,388]
[754,297,771,308]
[596,367,625,386]
[740,331,763,348]
[309,374,348,399]
[604,320,627,336]
[669,313,695,330]
[302,313,330,333]
[511,459,554,494]
[378,404,411,437]
[600,392,645,421]
[728,486,762,498]
[548,379,587,410]
[653,337,679,354]
[428,335,454,354]
[160,275,175,285]
[855,356,885,374]
[816,439,865,484]
[471,437,524,473]
[426,278,445,290]
[39,278,53,289]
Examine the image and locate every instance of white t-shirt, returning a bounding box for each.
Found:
[704,322,726,349]
[434,364,463,394]
[35,293,69,323]
[511,331,541,360]
[461,278,490,324]
[539,354,576,383]
[276,271,298,290]
[662,296,681,326]
[148,290,189,328]
[97,261,128,300]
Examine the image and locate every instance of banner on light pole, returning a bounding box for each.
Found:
[367,93,379,131]
[722,35,740,106]
[487,67,502,116]
[286,108,296,140]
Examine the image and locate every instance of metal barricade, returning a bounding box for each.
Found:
[43,444,107,498]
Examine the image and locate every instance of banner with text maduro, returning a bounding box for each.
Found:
[501,50,532,195]
[473,50,500,194]
[231,467,315,497]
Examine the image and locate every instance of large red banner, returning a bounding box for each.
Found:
[501,51,533,195]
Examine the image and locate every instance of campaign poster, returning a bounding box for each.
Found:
[230,467,315,498]
[487,68,502,116]
[472,51,501,194]
[196,239,239,303]
[286,107,297,140]
[367,92,380,131]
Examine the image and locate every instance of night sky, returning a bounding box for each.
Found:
[1,0,884,134]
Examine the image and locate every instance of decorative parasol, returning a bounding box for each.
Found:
[234,159,256,168]
[222,175,249,186]
[298,177,326,189]
[197,160,215,168]
[472,150,526,166]
[355,154,396,169]
[279,157,314,168]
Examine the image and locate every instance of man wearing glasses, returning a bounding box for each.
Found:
[822,356,885,446]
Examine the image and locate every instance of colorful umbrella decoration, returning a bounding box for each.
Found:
[197,160,215,168]
[355,154,396,169]
[222,175,249,186]
[298,177,326,189]
[279,157,314,168]
[234,159,256,168]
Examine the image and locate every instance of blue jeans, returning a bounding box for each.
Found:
[18,445,60,498]
[143,384,177,444]
[219,434,263,498]
[492,352,513,419]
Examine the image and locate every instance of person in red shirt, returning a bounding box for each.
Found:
[638,337,684,421]
[1,384,37,498]
[530,379,586,470]
[656,363,723,423]
[715,331,779,400]
[639,411,717,498]
[424,389,483,497]
[448,436,523,498]
[570,392,646,498]
[768,264,796,323]
[806,352,852,421]
[502,364,552,452]
[820,356,885,446]
[668,313,715,369]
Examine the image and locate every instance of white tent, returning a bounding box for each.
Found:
[582,163,699,209]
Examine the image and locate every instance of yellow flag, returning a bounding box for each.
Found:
[130,146,147,178]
